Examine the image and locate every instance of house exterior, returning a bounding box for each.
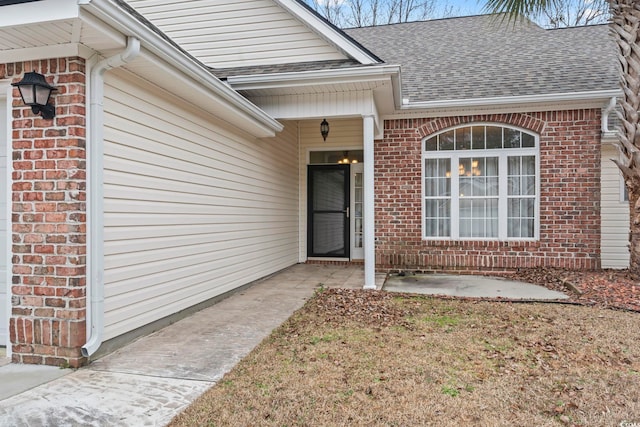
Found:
[0,0,625,367]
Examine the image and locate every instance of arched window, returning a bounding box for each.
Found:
[423,124,539,240]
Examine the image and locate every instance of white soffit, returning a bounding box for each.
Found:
[0,0,79,27]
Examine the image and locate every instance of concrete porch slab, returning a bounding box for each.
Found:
[383,273,569,300]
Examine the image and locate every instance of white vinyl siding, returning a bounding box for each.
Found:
[102,70,299,341]
[601,143,630,268]
[125,0,348,68]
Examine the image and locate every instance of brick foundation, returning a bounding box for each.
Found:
[375,111,602,273]
[2,58,87,367]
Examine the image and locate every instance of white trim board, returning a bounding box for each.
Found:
[0,82,10,352]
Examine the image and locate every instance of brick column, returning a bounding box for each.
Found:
[2,58,87,367]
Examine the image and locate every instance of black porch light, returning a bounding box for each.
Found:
[320,118,329,141]
[12,71,57,120]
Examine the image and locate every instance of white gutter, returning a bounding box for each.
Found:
[602,96,617,134]
[82,36,140,358]
[81,0,282,137]
[402,89,621,110]
[228,65,401,88]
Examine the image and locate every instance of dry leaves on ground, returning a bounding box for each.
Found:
[170,288,640,427]
[509,267,640,312]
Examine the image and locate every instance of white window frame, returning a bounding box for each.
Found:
[422,124,540,241]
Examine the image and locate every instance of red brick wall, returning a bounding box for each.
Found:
[375,111,602,273]
[2,59,87,367]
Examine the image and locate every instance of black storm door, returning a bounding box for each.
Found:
[307,164,350,258]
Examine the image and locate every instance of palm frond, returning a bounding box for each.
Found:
[483,0,559,18]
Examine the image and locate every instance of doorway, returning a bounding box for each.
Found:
[307,164,350,258]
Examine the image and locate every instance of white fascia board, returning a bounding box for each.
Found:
[273,0,379,65]
[0,43,94,63]
[0,0,79,27]
[81,0,283,137]
[229,65,400,88]
[230,65,401,104]
[402,90,622,111]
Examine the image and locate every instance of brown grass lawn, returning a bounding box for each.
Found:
[169,289,640,427]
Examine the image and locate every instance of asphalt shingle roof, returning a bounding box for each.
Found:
[344,14,618,102]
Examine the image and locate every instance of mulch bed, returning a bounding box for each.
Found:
[508,267,640,312]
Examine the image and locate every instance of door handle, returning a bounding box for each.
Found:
[344,207,350,218]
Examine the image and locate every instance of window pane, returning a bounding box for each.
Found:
[508,219,520,237]
[486,126,503,149]
[508,156,520,175]
[439,158,451,177]
[439,177,451,196]
[508,198,520,216]
[438,200,450,217]
[487,177,499,196]
[425,158,438,175]
[459,197,498,238]
[426,137,438,151]
[522,133,535,147]
[486,157,498,175]
[522,156,535,175]
[426,218,438,236]
[523,198,535,217]
[425,200,450,237]
[460,219,472,237]
[460,178,471,197]
[425,159,451,196]
[459,158,471,177]
[472,126,485,149]
[439,219,451,236]
[525,219,534,237]
[504,128,521,148]
[440,130,454,150]
[459,157,498,197]
[522,176,535,195]
[456,127,471,150]
[508,177,520,195]
[508,197,535,238]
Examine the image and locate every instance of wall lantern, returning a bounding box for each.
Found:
[320,118,329,141]
[12,71,57,120]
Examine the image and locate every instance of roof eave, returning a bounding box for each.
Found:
[228,64,403,110]
[0,0,78,27]
[80,0,283,138]
[402,89,621,111]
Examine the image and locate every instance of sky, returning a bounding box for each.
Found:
[440,0,487,17]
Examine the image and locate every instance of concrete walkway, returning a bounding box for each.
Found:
[0,265,566,426]
[0,264,384,427]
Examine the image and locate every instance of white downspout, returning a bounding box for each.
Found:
[82,37,140,358]
[602,96,617,134]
